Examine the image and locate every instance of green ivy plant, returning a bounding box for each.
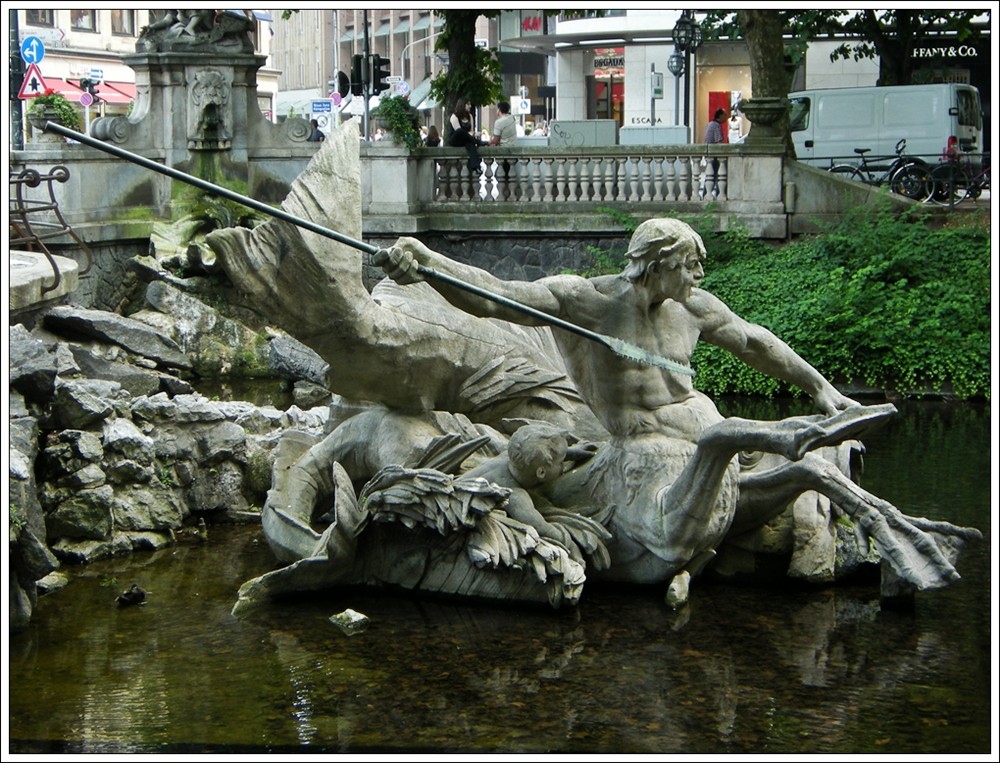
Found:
[372,94,423,151]
[27,91,82,132]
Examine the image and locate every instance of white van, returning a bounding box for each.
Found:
[788,83,982,167]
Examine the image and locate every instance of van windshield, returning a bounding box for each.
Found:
[956,90,982,128]
[789,97,810,131]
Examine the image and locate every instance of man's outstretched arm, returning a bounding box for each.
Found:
[694,291,858,415]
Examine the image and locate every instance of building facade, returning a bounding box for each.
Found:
[11,10,278,121]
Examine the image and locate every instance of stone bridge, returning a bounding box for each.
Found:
[9,137,918,316]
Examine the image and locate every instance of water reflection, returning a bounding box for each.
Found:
[7,400,992,754]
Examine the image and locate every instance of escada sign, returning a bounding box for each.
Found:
[912,44,979,58]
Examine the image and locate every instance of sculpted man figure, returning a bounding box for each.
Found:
[375,218,978,597]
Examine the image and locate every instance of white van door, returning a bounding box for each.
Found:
[789,95,814,163]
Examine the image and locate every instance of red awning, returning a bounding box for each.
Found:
[38,78,133,106]
[42,78,85,99]
[89,81,132,105]
[104,81,136,101]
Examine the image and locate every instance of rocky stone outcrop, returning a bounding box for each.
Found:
[8,283,337,632]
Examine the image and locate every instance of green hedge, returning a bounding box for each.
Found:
[689,204,991,400]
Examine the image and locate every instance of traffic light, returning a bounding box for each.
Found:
[371,54,391,94]
[336,70,350,99]
[79,77,101,103]
[350,54,364,96]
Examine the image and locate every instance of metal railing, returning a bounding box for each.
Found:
[8,165,93,293]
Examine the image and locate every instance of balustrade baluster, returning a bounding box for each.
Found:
[483,160,496,202]
[641,157,653,202]
[580,157,594,201]
[530,157,543,201]
[604,158,616,201]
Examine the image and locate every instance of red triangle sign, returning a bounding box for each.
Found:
[19,63,48,99]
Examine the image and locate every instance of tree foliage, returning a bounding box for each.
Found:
[429,11,599,116]
[701,10,989,87]
[429,11,504,117]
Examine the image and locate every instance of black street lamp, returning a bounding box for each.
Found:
[667,48,685,126]
[672,10,702,138]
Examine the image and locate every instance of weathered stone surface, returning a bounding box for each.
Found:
[102,417,155,462]
[186,461,249,513]
[104,457,155,485]
[16,527,60,581]
[44,305,192,370]
[268,333,329,384]
[292,380,333,409]
[36,571,70,595]
[9,324,58,401]
[196,420,247,464]
[50,378,124,429]
[111,486,187,531]
[50,535,133,563]
[329,608,370,635]
[47,485,115,541]
[41,429,105,475]
[68,344,162,398]
[136,280,269,377]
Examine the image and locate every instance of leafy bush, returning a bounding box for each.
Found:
[372,95,423,151]
[28,91,82,132]
[692,202,990,399]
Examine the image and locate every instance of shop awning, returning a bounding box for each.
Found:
[44,79,133,105]
[340,28,355,43]
[409,77,440,112]
[393,18,410,34]
[42,79,84,99]
[373,21,390,37]
[104,81,136,101]
[91,82,133,105]
[252,10,273,22]
[412,15,431,31]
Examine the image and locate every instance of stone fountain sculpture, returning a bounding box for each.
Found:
[200,122,979,615]
[89,10,313,176]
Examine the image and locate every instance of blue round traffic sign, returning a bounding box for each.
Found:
[20,35,46,64]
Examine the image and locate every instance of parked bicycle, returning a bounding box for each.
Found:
[930,142,990,206]
[827,138,934,202]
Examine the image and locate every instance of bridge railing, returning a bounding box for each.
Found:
[427,149,727,205]
[361,142,791,237]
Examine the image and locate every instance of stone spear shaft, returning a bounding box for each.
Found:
[42,120,695,378]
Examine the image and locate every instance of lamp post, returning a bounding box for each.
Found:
[399,31,442,83]
[667,48,685,126]
[672,10,702,139]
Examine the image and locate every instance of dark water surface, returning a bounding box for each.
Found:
[7,400,994,754]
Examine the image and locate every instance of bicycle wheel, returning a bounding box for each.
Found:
[828,164,865,182]
[929,163,971,205]
[967,167,988,200]
[890,163,933,202]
